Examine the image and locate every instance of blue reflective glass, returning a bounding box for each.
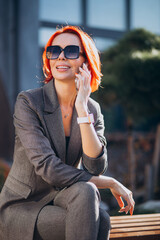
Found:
[39,0,81,24]
[87,0,125,30]
[131,0,160,34]
[94,37,117,52]
[39,28,57,47]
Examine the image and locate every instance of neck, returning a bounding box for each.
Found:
[54,80,77,108]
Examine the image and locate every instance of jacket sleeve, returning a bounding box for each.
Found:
[82,102,108,175]
[14,92,92,189]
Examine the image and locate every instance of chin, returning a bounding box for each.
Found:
[54,76,75,82]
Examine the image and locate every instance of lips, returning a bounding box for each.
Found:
[56,65,70,69]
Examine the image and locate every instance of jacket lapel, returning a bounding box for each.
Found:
[43,80,66,163]
[66,106,81,166]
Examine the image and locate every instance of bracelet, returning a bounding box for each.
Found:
[77,113,94,124]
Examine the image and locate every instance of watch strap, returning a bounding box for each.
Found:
[77,114,94,124]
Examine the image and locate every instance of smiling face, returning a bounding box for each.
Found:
[49,33,86,83]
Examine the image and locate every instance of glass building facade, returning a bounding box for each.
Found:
[39,0,160,53]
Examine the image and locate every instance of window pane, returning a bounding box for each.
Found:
[94,37,116,52]
[131,0,160,34]
[39,0,81,24]
[39,28,56,47]
[87,0,125,30]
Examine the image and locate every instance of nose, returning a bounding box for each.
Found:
[58,50,66,60]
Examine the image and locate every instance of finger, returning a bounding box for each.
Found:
[129,197,135,216]
[124,201,134,215]
[130,206,134,216]
[78,71,91,91]
[119,208,126,213]
[83,63,91,77]
[75,77,80,91]
[117,196,124,209]
[119,205,130,214]
[130,202,135,215]
[79,66,90,83]
[125,202,131,214]
[112,193,127,213]
[79,66,88,76]
[127,192,135,215]
[75,73,84,90]
[83,63,91,85]
[119,195,131,214]
[79,68,87,83]
[111,191,123,207]
[75,73,81,82]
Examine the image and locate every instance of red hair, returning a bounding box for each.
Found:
[42,25,102,92]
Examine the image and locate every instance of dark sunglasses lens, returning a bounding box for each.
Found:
[46,46,61,59]
[65,46,79,59]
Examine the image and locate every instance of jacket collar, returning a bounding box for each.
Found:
[43,79,59,113]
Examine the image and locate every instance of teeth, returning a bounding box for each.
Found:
[57,66,69,69]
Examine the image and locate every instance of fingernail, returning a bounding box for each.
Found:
[119,209,123,213]
[75,73,80,77]
[130,210,133,216]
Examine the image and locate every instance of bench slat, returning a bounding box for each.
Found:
[110,230,160,239]
[110,213,160,239]
[110,230,160,237]
[111,213,160,221]
[111,225,160,233]
[111,218,160,224]
[111,221,160,228]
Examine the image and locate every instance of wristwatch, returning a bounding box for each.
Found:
[77,113,94,124]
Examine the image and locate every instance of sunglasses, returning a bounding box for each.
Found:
[46,45,85,60]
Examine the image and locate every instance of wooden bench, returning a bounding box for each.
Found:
[110,213,160,240]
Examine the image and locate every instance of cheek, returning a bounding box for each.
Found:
[49,61,55,70]
[74,66,81,75]
[74,59,84,71]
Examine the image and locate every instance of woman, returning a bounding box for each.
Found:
[0,26,135,240]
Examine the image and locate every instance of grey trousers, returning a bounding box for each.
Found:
[34,182,111,240]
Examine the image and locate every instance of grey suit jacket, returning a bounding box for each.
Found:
[0,80,107,240]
